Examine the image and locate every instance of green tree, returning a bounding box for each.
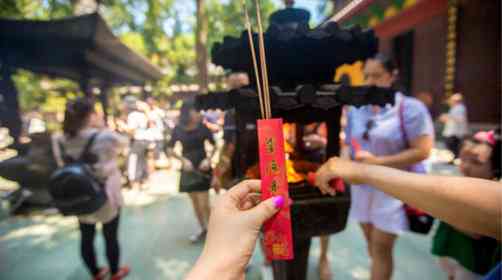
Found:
[206,0,276,55]
[195,0,209,92]
[1,0,287,113]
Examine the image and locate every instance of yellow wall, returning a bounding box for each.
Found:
[334,61,364,86]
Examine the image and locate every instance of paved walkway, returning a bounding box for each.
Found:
[0,159,458,279]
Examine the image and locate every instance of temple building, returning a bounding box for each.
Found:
[331,0,500,126]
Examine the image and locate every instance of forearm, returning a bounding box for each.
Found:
[217,144,235,166]
[208,145,218,160]
[215,157,232,177]
[165,148,188,162]
[377,148,428,169]
[186,264,242,280]
[355,164,502,239]
[185,252,244,280]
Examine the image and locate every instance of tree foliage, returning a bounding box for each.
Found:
[1,0,285,113]
[207,0,276,49]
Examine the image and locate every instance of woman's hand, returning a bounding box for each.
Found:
[315,157,363,196]
[198,158,211,172]
[182,159,194,171]
[186,180,284,279]
[210,176,222,194]
[354,150,382,165]
[303,134,327,150]
[439,114,449,123]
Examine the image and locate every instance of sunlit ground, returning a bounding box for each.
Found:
[0,147,457,280]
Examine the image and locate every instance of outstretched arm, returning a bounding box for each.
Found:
[315,158,502,240]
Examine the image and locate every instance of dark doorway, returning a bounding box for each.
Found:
[393,31,414,95]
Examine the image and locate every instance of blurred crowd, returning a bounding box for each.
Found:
[1,60,499,280]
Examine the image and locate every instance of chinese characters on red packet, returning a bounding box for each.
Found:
[257,118,294,260]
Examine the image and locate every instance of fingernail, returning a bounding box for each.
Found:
[272,196,284,209]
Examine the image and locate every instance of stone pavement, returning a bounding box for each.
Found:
[0,157,458,280]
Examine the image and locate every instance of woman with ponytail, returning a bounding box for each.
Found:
[53,97,130,280]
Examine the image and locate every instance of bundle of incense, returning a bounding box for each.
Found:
[241,0,293,260]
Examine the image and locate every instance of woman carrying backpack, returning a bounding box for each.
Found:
[52,98,130,280]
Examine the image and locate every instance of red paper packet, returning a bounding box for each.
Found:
[257,119,294,260]
[351,138,362,154]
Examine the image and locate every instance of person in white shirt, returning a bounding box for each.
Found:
[145,97,166,161]
[441,93,469,159]
[123,96,150,190]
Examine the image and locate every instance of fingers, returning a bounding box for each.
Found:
[315,162,337,196]
[226,180,261,203]
[241,194,293,211]
[317,178,336,196]
[246,196,284,224]
[354,152,365,162]
[240,200,254,210]
[239,193,261,210]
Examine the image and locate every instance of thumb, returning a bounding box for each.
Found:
[246,196,284,225]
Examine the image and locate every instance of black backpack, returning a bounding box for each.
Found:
[49,133,107,216]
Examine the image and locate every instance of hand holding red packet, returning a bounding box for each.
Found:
[307,172,345,193]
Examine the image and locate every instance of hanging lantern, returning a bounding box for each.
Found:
[403,0,417,9]
[368,16,380,27]
[444,0,458,97]
[384,5,399,19]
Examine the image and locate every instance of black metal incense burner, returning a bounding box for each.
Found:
[200,19,392,279]
[196,84,394,280]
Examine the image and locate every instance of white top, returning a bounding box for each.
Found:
[146,108,166,141]
[127,111,150,141]
[443,103,468,137]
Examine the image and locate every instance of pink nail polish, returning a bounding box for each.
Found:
[272,196,284,209]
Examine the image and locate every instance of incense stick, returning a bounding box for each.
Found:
[254,0,272,119]
[241,0,265,119]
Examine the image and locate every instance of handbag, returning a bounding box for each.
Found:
[398,99,435,234]
[179,169,211,192]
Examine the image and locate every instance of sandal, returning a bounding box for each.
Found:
[110,266,130,280]
[93,267,109,280]
[189,230,207,243]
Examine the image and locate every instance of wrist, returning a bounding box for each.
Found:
[352,162,367,185]
[213,168,224,177]
[188,252,245,280]
[373,156,386,165]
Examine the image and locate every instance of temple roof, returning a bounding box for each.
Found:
[0,13,163,87]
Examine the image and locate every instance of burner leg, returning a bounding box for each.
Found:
[271,236,312,280]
